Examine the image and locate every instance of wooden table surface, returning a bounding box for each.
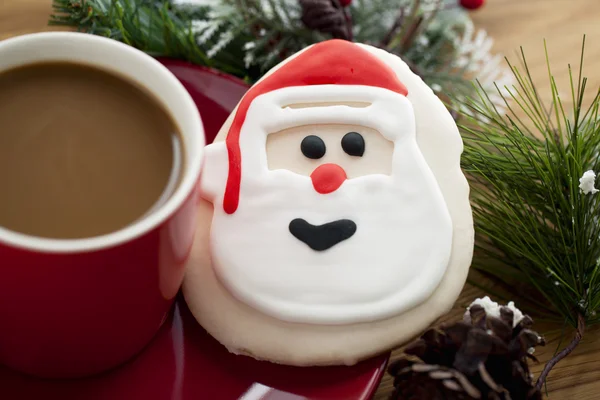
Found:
[2,0,600,399]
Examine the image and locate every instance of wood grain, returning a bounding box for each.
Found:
[0,0,68,41]
[1,0,600,398]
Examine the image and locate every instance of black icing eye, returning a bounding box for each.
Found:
[341,132,365,157]
[301,135,326,159]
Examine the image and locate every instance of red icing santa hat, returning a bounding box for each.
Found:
[223,39,409,214]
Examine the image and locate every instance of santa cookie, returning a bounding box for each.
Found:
[183,39,474,366]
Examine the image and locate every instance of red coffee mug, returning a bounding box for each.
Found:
[0,33,205,378]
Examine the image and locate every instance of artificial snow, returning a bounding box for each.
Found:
[579,170,599,195]
[463,296,524,327]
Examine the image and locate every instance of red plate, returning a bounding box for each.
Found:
[0,59,390,400]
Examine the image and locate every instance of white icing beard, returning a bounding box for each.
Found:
[203,86,454,325]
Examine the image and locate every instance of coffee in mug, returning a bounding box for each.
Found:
[0,62,184,239]
[0,32,205,379]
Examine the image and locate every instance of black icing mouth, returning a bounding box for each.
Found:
[289,218,357,251]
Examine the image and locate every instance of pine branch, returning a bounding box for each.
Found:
[458,39,600,388]
[459,37,600,329]
[535,313,585,391]
[48,0,486,95]
[50,0,318,80]
[50,0,250,77]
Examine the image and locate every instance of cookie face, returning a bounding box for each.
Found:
[201,82,453,324]
[186,39,473,365]
[267,123,393,176]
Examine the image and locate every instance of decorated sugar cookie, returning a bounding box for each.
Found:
[183,39,474,366]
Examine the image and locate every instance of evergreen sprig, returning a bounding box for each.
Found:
[49,0,487,96]
[49,0,252,78]
[459,37,600,389]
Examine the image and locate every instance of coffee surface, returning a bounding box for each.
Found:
[0,62,182,239]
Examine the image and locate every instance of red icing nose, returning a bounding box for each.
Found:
[310,163,347,194]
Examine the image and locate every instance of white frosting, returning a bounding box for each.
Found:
[200,85,453,325]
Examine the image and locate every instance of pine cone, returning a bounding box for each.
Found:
[299,0,350,40]
[388,303,546,400]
